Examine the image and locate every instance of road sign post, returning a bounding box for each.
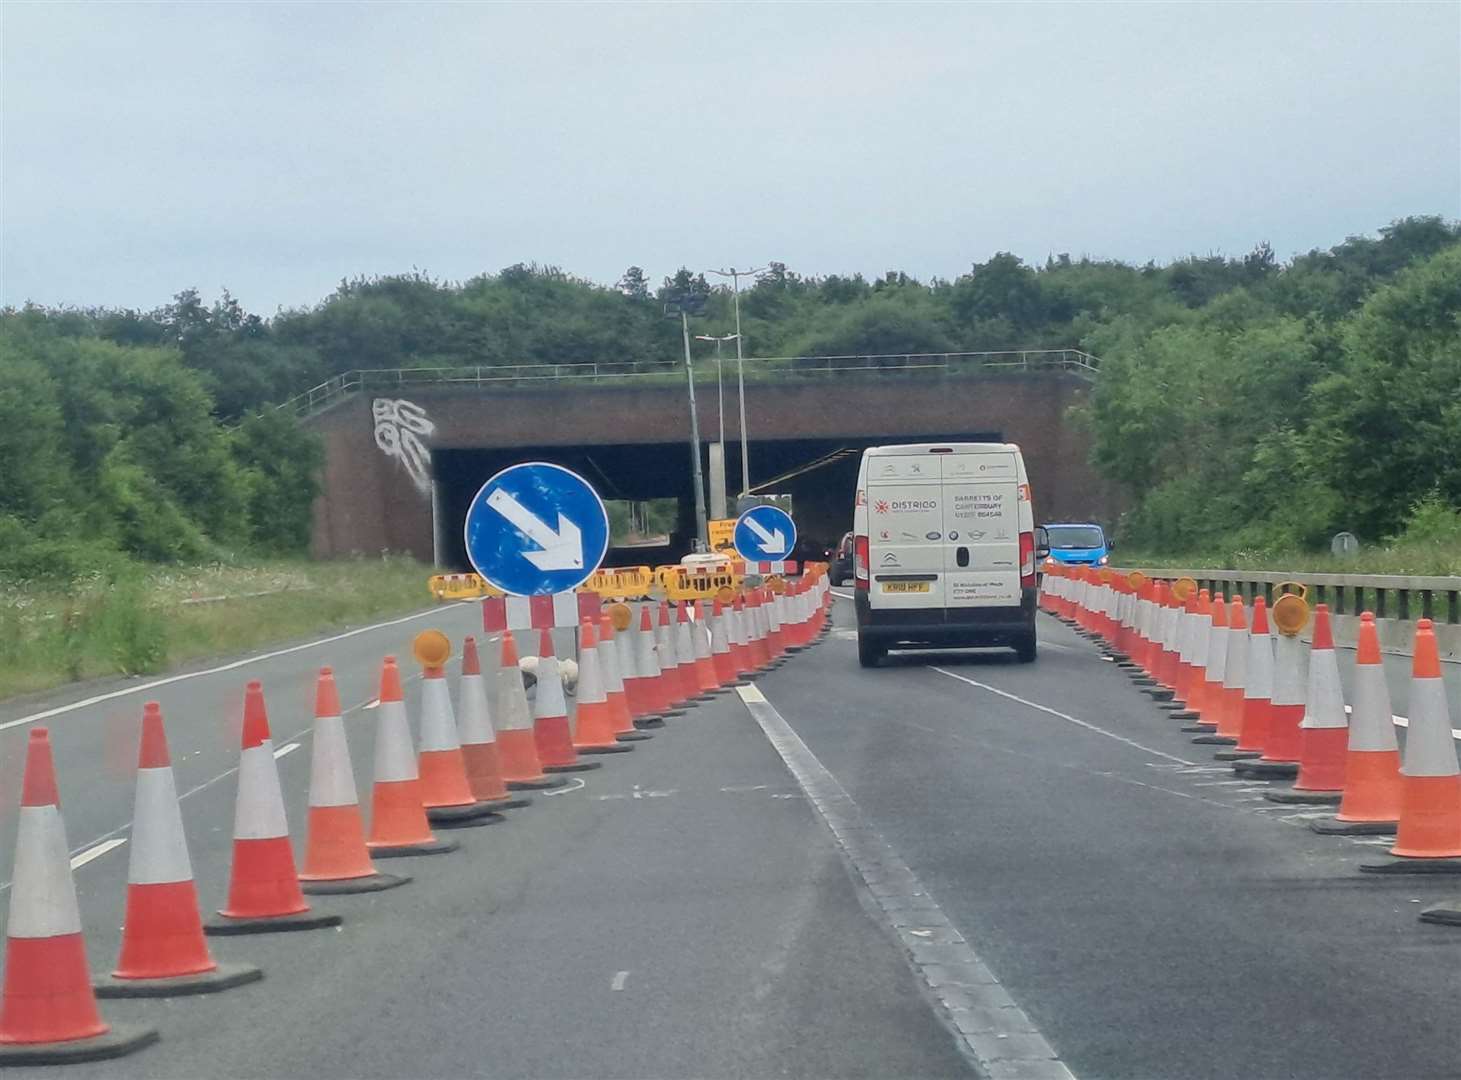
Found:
[463,463,610,596]
[733,505,797,564]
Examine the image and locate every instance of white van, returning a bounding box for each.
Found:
[851,442,1049,666]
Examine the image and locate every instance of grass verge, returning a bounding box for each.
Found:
[0,556,433,702]
[1116,544,1461,578]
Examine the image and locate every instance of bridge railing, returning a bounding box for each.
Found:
[280,348,1100,418]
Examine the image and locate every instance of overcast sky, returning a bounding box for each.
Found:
[2,1,1457,315]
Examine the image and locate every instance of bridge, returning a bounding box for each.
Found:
[295,349,1121,566]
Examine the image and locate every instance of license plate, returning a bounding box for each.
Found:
[883,581,930,594]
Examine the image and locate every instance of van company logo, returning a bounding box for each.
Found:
[874,499,890,514]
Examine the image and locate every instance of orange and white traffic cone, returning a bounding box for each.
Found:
[418,653,505,825]
[655,603,692,709]
[676,603,712,699]
[207,682,342,934]
[623,607,664,724]
[636,606,682,718]
[1313,613,1402,836]
[533,629,599,773]
[1170,591,1211,723]
[298,669,411,892]
[366,658,458,858]
[574,619,634,755]
[1239,604,1307,780]
[1273,604,1349,803]
[711,599,737,685]
[495,632,562,789]
[457,637,531,809]
[731,596,755,678]
[1361,619,1461,874]
[1220,598,1272,763]
[97,704,265,995]
[1198,597,1248,747]
[0,730,158,1064]
[1192,593,1227,730]
[746,593,771,670]
[599,614,651,741]
[693,600,725,694]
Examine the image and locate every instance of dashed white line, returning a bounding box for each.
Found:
[273,742,301,759]
[931,667,1195,766]
[69,837,127,870]
[610,970,630,991]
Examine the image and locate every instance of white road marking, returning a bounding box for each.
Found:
[273,742,301,759]
[364,699,381,710]
[69,837,127,870]
[931,667,1195,766]
[543,777,587,797]
[610,970,630,991]
[830,589,853,600]
[737,684,1074,1079]
[0,603,469,734]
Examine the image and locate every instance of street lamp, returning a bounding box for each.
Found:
[664,292,710,550]
[694,332,739,519]
[707,266,765,499]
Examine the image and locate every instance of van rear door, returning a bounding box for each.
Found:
[865,452,944,610]
[941,452,1022,607]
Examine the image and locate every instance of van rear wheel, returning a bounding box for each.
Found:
[857,635,885,668]
[1014,632,1037,663]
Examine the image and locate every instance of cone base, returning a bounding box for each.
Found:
[633,717,666,730]
[369,837,459,859]
[1418,900,1461,926]
[1168,710,1199,721]
[204,910,342,936]
[487,796,534,810]
[94,961,262,998]
[0,1024,158,1065]
[543,761,603,773]
[1214,750,1261,761]
[1179,725,1210,734]
[1263,789,1342,805]
[661,708,690,717]
[506,775,567,791]
[1129,678,1157,688]
[1234,761,1299,780]
[617,732,653,742]
[1310,817,1396,835]
[578,743,634,755]
[1359,857,1461,875]
[425,802,505,826]
[301,871,411,895]
[1144,689,1175,701]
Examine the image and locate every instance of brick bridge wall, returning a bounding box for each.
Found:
[306,373,1123,561]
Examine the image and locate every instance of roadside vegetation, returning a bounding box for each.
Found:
[0,556,429,700]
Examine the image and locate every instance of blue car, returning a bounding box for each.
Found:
[1042,522,1111,566]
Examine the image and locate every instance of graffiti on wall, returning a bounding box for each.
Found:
[373,398,435,495]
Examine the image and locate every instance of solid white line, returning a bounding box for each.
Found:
[70,837,127,870]
[0,603,469,734]
[829,589,853,600]
[736,684,1073,1079]
[610,970,630,991]
[931,666,1195,766]
[273,742,301,759]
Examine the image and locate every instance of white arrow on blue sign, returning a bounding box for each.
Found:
[463,462,610,596]
[733,504,797,562]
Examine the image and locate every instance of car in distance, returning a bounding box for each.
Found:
[1042,522,1111,567]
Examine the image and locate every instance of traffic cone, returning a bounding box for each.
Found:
[655,603,691,708]
[95,704,265,995]
[711,599,737,685]
[1277,604,1348,802]
[693,600,724,694]
[635,606,681,718]
[1197,596,1247,746]
[457,637,532,809]
[533,630,599,773]
[418,657,504,825]
[676,603,712,699]
[1361,619,1461,873]
[496,632,562,788]
[1312,613,1402,836]
[366,658,458,858]
[574,619,634,755]
[1221,598,1272,762]
[0,730,158,1064]
[731,596,755,677]
[207,682,342,934]
[1238,610,1307,780]
[1189,592,1226,729]
[746,593,770,670]
[599,614,651,741]
[299,669,411,892]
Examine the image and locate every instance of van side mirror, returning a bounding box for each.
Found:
[1034,526,1050,560]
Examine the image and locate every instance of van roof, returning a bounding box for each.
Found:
[861,442,1017,456]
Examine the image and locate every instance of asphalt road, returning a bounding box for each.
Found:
[2,594,1459,1078]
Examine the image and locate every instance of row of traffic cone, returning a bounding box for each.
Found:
[0,568,834,1064]
[1043,563,1461,925]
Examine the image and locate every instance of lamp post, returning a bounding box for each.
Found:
[708,266,764,499]
[665,292,709,550]
[694,332,739,520]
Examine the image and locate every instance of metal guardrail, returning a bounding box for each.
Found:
[1124,568,1461,625]
[281,349,1100,419]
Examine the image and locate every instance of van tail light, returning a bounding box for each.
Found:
[1019,532,1036,589]
[854,535,870,590]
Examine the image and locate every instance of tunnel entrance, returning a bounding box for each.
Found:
[432,430,999,571]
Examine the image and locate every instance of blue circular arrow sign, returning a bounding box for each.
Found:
[463,462,609,596]
[733,504,797,563]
